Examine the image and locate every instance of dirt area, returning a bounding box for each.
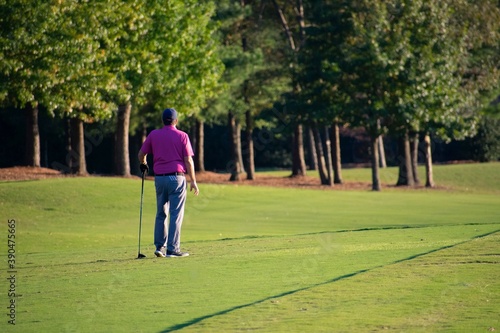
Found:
[0,166,377,190]
[195,170,373,191]
[0,166,67,181]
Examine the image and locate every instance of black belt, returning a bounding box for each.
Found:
[156,172,185,177]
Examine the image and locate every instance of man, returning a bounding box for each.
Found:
[138,108,199,258]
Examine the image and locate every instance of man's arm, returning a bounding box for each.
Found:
[138,150,147,164]
[184,155,199,196]
[138,150,149,173]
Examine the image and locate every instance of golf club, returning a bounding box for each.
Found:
[137,169,147,259]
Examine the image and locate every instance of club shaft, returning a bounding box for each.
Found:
[138,172,145,255]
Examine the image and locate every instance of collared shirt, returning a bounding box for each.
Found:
[140,125,194,174]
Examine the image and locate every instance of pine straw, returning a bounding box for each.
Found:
[0,167,373,190]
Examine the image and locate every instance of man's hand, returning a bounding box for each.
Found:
[184,156,199,196]
[190,181,199,196]
[140,163,149,174]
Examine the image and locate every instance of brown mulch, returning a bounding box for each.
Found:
[0,166,68,181]
[0,166,370,190]
[194,171,373,191]
[0,166,429,191]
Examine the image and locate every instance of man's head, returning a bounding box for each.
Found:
[162,108,178,125]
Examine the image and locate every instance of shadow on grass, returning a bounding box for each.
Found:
[19,223,495,270]
[19,223,496,271]
[190,222,496,244]
[18,256,151,270]
[159,229,499,333]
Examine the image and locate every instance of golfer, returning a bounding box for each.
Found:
[138,108,199,258]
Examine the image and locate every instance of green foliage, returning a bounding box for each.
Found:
[0,0,222,125]
[429,0,500,141]
[49,1,120,120]
[468,116,500,161]
[303,0,500,141]
[0,0,118,119]
[0,0,53,107]
[452,0,500,100]
[341,1,462,136]
[140,1,223,115]
[206,0,290,126]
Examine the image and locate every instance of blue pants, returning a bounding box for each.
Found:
[154,175,187,252]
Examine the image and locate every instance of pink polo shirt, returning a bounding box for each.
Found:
[140,125,194,174]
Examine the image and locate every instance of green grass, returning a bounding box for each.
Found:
[259,161,500,193]
[0,163,499,332]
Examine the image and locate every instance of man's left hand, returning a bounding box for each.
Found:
[140,163,149,174]
[190,181,199,196]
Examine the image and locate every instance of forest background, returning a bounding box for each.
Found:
[1,0,500,191]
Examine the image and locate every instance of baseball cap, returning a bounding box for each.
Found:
[162,108,178,124]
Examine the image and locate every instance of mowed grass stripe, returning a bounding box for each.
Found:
[13,224,498,332]
[173,230,500,333]
[14,222,498,270]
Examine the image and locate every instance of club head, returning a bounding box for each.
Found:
[137,253,146,259]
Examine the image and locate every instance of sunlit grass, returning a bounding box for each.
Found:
[0,163,498,332]
[258,162,500,193]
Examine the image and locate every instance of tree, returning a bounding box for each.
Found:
[210,1,286,181]
[300,0,354,185]
[0,1,115,172]
[194,119,206,172]
[331,123,343,183]
[421,0,500,186]
[0,1,65,167]
[327,0,499,190]
[271,0,308,177]
[208,1,254,181]
[102,0,222,176]
[51,1,118,175]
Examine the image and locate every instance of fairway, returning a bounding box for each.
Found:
[3,0,500,331]
[1,165,499,332]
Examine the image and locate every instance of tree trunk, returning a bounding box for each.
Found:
[370,136,381,191]
[424,134,435,188]
[129,124,147,177]
[190,124,197,159]
[114,102,131,176]
[291,124,307,176]
[378,135,387,168]
[132,113,150,177]
[331,122,343,184]
[70,117,87,175]
[411,133,420,185]
[307,127,318,171]
[24,102,41,167]
[194,119,205,172]
[237,127,245,175]
[65,117,73,172]
[324,126,334,186]
[396,131,414,186]
[312,125,328,185]
[272,0,308,177]
[377,119,386,168]
[228,112,243,181]
[245,110,255,180]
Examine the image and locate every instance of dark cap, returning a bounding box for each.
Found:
[162,108,178,125]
